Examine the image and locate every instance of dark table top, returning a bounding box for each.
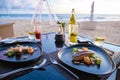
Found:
[0,32,120,80]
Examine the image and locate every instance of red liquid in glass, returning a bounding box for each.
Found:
[35,30,41,39]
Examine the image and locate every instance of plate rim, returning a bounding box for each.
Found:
[58,44,116,76]
[0,42,43,63]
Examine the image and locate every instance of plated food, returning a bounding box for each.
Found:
[0,42,42,63]
[72,47,102,66]
[4,44,37,58]
[58,44,115,75]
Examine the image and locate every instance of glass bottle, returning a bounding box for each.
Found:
[68,9,78,44]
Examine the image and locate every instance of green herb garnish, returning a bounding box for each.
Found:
[6,50,15,57]
[72,48,78,53]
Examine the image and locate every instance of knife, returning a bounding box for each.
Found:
[0,59,47,80]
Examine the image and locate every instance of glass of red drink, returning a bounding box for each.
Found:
[35,29,42,42]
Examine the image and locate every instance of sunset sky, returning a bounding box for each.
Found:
[0,0,120,14]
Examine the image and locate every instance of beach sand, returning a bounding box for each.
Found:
[0,20,120,44]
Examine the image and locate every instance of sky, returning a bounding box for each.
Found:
[0,0,120,14]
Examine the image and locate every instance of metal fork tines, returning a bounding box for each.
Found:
[49,57,79,80]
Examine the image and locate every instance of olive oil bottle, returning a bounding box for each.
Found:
[68,9,78,44]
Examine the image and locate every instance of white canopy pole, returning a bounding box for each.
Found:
[50,0,59,22]
[39,0,44,23]
[31,0,42,24]
[32,0,59,25]
[46,0,53,25]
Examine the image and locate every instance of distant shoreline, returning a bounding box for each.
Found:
[0,14,120,21]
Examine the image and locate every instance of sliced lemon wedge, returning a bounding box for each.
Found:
[28,31,35,35]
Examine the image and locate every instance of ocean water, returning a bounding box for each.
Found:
[0,14,120,21]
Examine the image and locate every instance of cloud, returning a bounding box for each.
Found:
[0,0,120,14]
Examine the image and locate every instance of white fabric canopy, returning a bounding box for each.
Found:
[90,1,95,21]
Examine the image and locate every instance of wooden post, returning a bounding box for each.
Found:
[0,22,14,39]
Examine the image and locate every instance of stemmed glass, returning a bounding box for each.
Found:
[55,21,65,50]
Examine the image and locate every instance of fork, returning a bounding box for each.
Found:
[0,59,47,80]
[49,57,80,80]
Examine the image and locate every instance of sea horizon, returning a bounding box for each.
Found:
[0,13,120,21]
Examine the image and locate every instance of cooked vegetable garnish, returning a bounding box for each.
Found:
[82,47,88,51]
[72,48,78,53]
[28,47,34,54]
[83,56,91,65]
[5,50,15,57]
[72,47,102,66]
[96,58,102,65]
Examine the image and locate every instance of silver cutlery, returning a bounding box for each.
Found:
[0,59,47,79]
[49,57,80,80]
[0,38,33,44]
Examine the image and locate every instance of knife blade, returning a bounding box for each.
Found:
[0,59,47,80]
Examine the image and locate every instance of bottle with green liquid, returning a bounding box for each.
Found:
[68,9,78,44]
